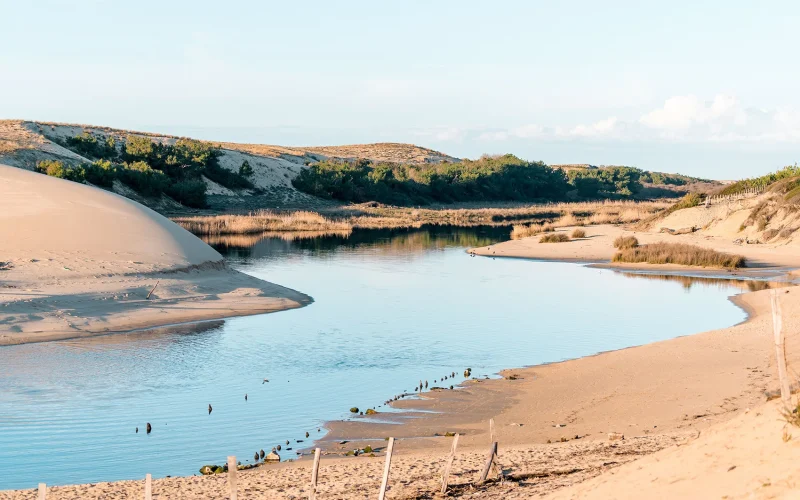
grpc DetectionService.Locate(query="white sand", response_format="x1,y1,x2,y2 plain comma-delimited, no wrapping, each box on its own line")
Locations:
0,165,310,345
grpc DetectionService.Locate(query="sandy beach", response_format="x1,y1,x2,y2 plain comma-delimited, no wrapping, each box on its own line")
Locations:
0,165,310,346
3,263,797,498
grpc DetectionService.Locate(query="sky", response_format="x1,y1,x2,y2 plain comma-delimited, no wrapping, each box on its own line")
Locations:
2,0,800,179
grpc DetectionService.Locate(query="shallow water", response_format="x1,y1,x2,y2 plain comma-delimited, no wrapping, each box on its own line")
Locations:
0,226,750,490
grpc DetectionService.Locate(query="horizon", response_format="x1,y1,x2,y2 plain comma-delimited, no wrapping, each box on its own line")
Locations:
3,1,800,179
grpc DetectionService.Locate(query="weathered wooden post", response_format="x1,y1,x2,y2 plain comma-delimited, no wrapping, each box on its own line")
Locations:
37,483,46,500
144,474,152,500
489,418,495,444
477,442,498,483
309,448,321,500
378,438,395,500
228,456,238,500
771,290,792,406
440,433,460,494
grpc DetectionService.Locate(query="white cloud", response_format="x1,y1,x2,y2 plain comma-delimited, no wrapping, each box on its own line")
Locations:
426,95,800,145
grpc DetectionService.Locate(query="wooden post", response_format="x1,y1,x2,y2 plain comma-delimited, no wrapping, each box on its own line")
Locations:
489,418,495,443
440,433,460,494
144,474,152,500
477,442,498,483
37,483,46,500
771,290,792,406
228,456,238,500
146,280,160,300
378,437,395,500
309,448,321,500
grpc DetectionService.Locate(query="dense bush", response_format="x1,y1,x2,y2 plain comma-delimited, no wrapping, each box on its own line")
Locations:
35,160,85,182
65,132,117,160
613,235,639,249
293,155,570,205
567,166,643,198
51,133,258,208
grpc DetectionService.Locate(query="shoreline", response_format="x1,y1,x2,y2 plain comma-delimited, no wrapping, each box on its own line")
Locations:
3,243,798,498
0,263,312,347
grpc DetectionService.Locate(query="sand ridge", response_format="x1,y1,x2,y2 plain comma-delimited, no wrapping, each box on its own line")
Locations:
0,165,311,345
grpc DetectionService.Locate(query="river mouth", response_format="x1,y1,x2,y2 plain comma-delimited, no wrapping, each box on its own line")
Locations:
0,225,762,490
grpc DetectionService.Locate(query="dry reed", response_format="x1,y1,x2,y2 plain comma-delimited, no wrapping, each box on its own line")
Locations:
174,210,352,235
539,233,570,243
612,243,746,269
613,235,639,249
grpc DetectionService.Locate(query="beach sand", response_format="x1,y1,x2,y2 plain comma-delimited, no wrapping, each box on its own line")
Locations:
0,165,310,345
4,277,797,498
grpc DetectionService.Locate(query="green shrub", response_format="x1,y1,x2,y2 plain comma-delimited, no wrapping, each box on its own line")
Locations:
35,160,85,183
539,233,570,243
240,160,254,177
83,160,116,188
167,179,207,208
613,235,639,249
66,132,117,159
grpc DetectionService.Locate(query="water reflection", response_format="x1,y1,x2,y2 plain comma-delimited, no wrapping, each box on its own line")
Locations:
618,271,796,292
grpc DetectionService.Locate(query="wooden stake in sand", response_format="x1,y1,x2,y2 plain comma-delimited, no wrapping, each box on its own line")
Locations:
477,442,498,484
440,433,460,494
378,437,395,500
144,474,152,500
309,448,321,500
489,418,495,444
228,456,238,500
146,280,160,300
771,290,792,406
37,483,46,500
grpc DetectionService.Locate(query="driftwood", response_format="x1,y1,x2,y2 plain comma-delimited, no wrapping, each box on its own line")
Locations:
477,442,498,483
146,280,160,300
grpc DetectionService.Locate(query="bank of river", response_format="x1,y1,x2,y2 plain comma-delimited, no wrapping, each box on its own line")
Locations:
0,226,750,490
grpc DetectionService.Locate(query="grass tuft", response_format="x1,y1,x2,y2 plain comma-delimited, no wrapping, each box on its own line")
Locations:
539,233,570,243
612,243,746,269
613,235,639,249
571,228,586,238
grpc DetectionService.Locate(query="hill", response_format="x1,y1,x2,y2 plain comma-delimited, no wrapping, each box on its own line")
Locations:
0,120,718,212
0,164,310,345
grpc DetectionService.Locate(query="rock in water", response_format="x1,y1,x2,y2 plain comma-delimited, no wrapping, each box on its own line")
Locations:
265,450,280,462
146,423,151,434
260,449,265,459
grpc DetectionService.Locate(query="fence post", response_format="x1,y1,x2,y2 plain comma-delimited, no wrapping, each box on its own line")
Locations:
228,456,238,500
378,438,395,500
477,442,498,483
309,448,321,500
489,418,495,444
144,474,152,500
440,433,460,494
771,290,792,406
38,483,46,500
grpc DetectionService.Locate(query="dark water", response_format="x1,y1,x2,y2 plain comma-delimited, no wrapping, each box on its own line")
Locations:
0,226,749,490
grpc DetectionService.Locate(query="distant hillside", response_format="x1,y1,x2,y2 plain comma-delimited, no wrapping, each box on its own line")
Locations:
0,119,719,212
0,120,456,212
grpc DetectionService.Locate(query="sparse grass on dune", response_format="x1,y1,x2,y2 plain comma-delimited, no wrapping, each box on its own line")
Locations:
571,228,586,238
174,210,352,235
539,233,570,243
613,243,746,269
613,235,639,249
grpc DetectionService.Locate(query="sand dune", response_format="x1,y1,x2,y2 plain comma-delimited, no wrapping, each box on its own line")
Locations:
0,165,310,345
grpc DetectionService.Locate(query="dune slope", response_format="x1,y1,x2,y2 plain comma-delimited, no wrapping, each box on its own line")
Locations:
0,165,310,345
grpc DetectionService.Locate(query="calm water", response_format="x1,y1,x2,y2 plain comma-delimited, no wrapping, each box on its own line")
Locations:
0,226,750,490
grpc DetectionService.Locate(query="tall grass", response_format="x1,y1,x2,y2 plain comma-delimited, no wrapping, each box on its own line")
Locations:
539,233,570,243
174,210,351,235
613,235,639,249
612,243,746,269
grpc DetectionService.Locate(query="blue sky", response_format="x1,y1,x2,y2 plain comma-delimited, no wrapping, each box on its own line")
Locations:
2,1,799,179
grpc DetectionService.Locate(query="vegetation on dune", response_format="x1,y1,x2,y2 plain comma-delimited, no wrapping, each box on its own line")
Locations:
613,243,745,269
719,165,800,196
571,228,586,238
39,133,255,208
293,155,570,205
539,233,570,243
613,235,639,249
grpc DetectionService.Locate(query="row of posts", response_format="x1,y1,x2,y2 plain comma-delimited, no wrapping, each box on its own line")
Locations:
704,187,763,208
34,419,502,499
